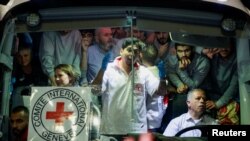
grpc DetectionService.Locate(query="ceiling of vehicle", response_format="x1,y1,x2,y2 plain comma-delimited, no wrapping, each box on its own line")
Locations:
1,0,250,41
241,0,250,8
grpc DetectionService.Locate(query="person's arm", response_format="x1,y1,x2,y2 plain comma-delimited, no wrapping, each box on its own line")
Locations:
71,30,82,78
80,45,88,73
144,67,167,96
178,55,210,89
39,32,56,86
167,56,187,93
49,76,57,86
91,69,105,85
195,46,220,59
91,51,112,85
216,68,239,108
80,38,88,86
167,56,184,86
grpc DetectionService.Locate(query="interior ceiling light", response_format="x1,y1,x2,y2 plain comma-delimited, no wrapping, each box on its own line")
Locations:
26,13,41,30
220,16,237,36
221,17,236,32
217,0,227,2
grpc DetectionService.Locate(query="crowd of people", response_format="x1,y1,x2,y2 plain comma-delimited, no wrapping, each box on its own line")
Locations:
9,27,240,141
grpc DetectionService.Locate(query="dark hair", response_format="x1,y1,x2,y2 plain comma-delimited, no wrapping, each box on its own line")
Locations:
175,42,194,49
122,37,145,50
11,106,29,117
80,29,95,36
18,44,32,53
142,44,158,63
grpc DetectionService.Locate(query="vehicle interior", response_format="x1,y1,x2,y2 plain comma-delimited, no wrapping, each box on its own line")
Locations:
1,0,250,141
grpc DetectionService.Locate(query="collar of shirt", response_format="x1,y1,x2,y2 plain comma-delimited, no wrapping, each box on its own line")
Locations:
185,112,202,124
114,56,140,70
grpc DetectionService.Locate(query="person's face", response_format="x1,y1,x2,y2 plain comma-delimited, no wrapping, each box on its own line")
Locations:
97,28,113,51
55,69,72,86
10,111,29,135
17,49,31,67
187,91,206,114
120,45,141,66
132,28,141,39
139,31,145,41
219,47,232,58
113,27,127,39
155,32,169,45
81,32,93,47
176,45,192,60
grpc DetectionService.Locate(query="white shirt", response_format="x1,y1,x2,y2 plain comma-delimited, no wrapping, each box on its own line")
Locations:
163,112,216,137
146,66,167,129
100,57,160,134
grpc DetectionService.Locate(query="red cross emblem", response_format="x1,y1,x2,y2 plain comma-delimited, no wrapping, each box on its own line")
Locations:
46,102,73,124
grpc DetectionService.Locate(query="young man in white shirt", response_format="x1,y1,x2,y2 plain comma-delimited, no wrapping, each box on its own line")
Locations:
93,38,168,140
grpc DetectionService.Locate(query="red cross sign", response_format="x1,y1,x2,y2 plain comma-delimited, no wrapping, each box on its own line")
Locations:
46,102,73,124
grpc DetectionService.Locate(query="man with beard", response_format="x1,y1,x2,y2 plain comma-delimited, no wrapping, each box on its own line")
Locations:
166,43,210,120
93,38,168,141
10,106,29,141
163,89,216,137
87,27,117,83
154,32,174,62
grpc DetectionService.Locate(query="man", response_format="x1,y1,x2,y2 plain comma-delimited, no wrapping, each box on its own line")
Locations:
13,44,48,88
167,42,210,118
154,32,173,61
163,89,216,137
87,27,117,83
206,43,239,125
94,38,167,141
10,106,29,141
140,44,167,132
79,29,94,86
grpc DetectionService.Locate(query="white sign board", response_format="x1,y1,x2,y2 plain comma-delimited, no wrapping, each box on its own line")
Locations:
28,87,92,141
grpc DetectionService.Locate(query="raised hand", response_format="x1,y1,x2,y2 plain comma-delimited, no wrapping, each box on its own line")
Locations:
101,51,112,71
157,60,166,79
178,58,191,70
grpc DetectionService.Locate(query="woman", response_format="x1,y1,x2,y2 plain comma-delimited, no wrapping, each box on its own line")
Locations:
54,64,79,86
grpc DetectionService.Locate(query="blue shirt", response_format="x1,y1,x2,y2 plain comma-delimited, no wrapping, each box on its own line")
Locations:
87,43,119,82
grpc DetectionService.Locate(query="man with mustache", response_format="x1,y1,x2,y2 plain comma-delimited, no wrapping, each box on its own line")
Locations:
154,32,173,61
163,89,216,137
10,106,29,141
87,27,117,83
166,43,210,120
